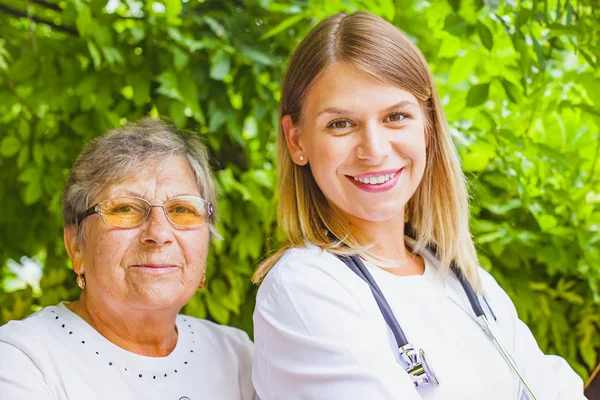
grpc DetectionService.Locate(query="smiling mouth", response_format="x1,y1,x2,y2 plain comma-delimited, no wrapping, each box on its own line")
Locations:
352,172,397,185
349,168,403,185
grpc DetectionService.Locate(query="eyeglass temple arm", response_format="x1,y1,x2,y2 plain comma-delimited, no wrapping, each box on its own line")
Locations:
76,205,98,225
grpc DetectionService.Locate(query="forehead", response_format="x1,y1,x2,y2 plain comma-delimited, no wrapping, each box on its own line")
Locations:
100,155,200,200
303,61,419,116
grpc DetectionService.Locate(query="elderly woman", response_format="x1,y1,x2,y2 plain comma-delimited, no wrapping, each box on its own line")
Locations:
0,119,256,399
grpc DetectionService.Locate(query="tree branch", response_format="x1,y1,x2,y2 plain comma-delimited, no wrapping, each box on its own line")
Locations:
0,4,77,36
30,0,61,12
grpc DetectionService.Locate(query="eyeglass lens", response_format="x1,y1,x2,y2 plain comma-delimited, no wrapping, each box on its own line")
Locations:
100,197,209,227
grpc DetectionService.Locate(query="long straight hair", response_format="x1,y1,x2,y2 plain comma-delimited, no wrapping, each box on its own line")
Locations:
253,12,480,290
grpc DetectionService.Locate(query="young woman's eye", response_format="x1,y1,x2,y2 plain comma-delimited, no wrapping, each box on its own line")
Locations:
327,119,352,129
385,112,410,123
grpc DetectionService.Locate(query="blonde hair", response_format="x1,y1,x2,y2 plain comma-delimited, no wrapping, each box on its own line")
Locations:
253,12,480,290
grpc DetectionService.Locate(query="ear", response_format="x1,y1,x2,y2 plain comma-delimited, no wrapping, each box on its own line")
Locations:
282,115,308,166
64,226,84,274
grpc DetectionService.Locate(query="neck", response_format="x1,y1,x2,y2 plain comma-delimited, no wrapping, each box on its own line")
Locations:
346,212,424,276
66,292,179,357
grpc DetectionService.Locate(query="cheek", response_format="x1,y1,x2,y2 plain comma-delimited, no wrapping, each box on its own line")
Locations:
84,231,135,277
179,231,210,273
307,136,353,176
401,126,427,167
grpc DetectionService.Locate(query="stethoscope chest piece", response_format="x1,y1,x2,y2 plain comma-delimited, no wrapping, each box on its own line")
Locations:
399,344,439,387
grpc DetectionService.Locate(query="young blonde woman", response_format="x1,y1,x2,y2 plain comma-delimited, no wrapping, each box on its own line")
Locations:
252,11,586,400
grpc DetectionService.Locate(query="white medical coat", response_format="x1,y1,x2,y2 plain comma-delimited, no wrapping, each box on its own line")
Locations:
253,244,586,400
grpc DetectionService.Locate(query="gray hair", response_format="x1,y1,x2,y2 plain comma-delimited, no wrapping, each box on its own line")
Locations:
62,118,218,241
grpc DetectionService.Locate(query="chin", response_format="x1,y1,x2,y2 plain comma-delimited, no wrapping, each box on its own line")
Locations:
130,297,183,312
128,286,188,311
346,205,404,224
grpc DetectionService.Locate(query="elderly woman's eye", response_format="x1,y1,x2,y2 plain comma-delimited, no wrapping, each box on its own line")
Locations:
104,200,144,215
168,203,199,215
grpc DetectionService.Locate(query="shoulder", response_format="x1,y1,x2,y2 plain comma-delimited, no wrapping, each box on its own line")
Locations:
259,244,363,297
476,267,519,327
255,245,374,327
0,305,60,346
0,305,66,381
178,315,253,354
478,267,514,306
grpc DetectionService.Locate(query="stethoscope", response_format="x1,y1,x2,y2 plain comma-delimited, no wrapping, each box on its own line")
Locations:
336,229,538,399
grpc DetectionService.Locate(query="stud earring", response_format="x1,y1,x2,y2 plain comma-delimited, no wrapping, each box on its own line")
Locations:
299,155,304,162
76,273,86,290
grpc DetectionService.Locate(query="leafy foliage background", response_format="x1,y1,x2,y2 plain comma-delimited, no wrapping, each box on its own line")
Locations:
0,0,598,380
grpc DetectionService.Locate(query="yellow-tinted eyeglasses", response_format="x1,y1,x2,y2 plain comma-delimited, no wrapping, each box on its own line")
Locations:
77,196,212,228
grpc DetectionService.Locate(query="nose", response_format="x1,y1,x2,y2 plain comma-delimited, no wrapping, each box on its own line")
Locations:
355,122,389,164
139,206,175,246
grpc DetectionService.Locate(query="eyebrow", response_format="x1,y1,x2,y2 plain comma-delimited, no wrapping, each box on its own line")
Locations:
316,100,418,117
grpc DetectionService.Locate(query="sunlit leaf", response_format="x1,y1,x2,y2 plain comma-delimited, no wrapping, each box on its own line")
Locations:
260,13,306,40
444,13,467,36
466,83,490,107
0,136,20,157
476,21,493,51
210,51,231,81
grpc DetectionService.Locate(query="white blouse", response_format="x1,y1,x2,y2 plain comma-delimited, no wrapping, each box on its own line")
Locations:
0,303,256,400
253,244,586,400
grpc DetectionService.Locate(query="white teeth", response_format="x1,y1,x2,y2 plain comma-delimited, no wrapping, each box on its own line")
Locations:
353,172,397,185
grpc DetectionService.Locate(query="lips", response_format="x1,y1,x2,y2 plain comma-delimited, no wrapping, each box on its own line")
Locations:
346,168,403,193
133,264,178,269
130,264,180,274
353,172,396,185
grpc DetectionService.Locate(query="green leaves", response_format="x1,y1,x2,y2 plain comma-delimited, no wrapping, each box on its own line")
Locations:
462,150,491,172
0,136,21,158
210,50,231,81
7,54,38,82
466,83,490,107
476,21,493,51
500,79,521,104
436,0,600,380
260,13,306,40
444,13,467,36
164,0,183,25
76,4,94,38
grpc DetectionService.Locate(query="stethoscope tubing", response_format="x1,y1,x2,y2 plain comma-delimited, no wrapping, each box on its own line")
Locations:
339,255,410,346
339,253,537,400
478,314,537,400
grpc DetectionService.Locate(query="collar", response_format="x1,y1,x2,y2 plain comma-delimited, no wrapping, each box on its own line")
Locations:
406,238,488,323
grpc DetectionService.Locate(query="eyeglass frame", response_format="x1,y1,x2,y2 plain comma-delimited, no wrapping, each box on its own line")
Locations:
76,196,213,229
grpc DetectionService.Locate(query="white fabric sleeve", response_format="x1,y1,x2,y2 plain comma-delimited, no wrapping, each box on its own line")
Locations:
252,251,421,400
231,328,259,400
0,341,55,400
481,270,587,400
